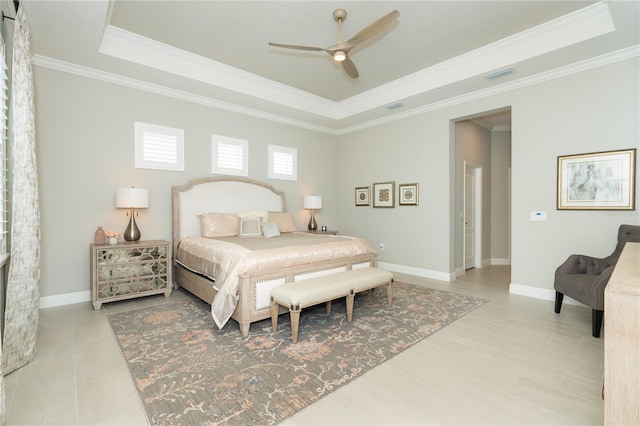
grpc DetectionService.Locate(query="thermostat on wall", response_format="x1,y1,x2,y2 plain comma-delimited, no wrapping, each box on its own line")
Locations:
530,211,547,221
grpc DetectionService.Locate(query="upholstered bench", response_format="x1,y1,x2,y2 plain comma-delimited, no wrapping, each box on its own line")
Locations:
270,267,394,343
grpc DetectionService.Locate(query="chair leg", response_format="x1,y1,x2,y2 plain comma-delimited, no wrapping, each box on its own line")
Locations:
592,309,604,338
554,291,564,313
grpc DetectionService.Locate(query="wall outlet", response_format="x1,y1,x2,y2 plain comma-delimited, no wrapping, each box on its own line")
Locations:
379,243,385,251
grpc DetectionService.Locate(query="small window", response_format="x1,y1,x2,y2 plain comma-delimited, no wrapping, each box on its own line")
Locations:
135,122,184,171
268,144,297,181
212,135,248,176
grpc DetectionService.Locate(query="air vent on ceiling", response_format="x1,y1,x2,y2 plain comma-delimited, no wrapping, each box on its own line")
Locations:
386,102,405,110
485,68,515,80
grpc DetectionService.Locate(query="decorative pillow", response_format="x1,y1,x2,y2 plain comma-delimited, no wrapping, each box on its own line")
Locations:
238,209,269,222
239,217,263,238
268,212,298,233
261,221,281,239
198,213,239,237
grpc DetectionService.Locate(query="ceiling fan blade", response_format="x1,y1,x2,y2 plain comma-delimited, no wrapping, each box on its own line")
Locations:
344,9,399,48
268,42,327,52
341,56,359,79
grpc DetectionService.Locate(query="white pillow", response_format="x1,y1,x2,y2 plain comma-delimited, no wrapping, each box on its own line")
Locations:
262,221,280,238
239,217,263,238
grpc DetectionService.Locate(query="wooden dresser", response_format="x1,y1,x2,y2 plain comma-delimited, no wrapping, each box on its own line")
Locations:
604,242,640,425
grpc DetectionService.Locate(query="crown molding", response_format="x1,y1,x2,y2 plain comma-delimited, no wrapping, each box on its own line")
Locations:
99,25,339,119
336,45,639,135
33,44,638,136
31,55,339,135
97,2,615,123
337,2,615,118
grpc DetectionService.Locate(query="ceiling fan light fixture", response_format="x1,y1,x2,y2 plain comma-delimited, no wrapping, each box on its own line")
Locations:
333,51,347,62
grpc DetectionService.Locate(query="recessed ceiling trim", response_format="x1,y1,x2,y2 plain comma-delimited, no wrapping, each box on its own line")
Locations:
99,3,615,123
99,25,339,119
337,2,615,118
31,55,339,135
337,45,639,135
33,45,638,137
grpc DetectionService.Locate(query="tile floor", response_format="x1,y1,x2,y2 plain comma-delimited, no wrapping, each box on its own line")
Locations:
4,266,604,425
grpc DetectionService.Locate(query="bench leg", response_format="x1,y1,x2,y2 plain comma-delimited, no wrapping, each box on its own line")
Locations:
290,307,301,343
387,281,393,306
326,300,332,314
346,291,354,322
270,300,279,332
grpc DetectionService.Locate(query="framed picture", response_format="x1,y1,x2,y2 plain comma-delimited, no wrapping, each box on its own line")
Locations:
557,148,636,210
373,181,395,208
399,183,419,206
355,186,370,206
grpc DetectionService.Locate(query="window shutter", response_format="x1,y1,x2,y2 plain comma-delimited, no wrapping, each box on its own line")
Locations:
217,142,244,171
212,135,248,176
268,145,297,181
141,131,178,164
134,122,184,171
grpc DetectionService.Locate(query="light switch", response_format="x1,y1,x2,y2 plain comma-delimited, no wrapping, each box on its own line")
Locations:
531,211,547,221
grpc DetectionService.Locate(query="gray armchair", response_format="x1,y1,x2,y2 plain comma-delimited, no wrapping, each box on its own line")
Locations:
554,224,640,338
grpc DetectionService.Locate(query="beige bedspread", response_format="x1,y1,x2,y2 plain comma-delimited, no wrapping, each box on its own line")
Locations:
176,232,376,328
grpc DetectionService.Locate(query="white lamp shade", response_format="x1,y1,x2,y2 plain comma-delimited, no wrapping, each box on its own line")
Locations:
303,195,322,210
116,187,149,208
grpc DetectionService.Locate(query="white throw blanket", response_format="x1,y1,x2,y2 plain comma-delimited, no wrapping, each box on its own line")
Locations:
176,233,376,328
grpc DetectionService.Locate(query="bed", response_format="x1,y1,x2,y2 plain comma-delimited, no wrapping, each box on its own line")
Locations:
172,176,378,336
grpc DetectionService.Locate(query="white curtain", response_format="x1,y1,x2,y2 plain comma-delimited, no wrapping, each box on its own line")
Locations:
0,28,5,426
2,6,40,376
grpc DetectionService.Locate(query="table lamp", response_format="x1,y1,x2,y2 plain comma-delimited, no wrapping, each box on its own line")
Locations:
116,187,149,241
303,195,322,231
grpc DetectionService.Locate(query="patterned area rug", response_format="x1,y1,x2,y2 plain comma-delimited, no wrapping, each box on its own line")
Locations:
107,282,486,425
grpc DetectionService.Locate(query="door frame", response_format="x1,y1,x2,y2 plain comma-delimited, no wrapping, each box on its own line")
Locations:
464,161,483,270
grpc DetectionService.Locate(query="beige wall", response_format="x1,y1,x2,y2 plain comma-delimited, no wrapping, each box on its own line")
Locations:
491,130,511,261
33,56,639,302
34,67,338,300
337,57,639,296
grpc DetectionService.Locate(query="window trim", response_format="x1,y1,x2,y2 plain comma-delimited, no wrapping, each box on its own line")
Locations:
211,135,248,176
134,122,184,171
268,144,297,181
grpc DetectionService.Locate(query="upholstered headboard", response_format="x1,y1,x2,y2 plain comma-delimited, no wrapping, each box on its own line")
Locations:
172,177,286,254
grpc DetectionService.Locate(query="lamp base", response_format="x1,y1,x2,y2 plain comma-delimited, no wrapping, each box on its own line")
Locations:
307,210,318,231
124,208,141,241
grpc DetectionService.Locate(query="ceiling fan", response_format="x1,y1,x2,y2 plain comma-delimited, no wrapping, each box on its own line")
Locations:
268,9,399,79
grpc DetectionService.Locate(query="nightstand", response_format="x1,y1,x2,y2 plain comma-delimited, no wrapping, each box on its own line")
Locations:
90,240,172,309
303,230,338,235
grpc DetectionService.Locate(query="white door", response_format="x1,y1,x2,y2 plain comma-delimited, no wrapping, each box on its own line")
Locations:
465,173,476,269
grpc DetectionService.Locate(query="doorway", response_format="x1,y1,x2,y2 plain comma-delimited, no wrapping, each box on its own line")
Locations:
454,108,511,277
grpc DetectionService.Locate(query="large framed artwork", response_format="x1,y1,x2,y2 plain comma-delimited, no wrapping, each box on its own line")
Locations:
557,148,636,210
399,183,419,206
373,181,394,208
355,186,370,206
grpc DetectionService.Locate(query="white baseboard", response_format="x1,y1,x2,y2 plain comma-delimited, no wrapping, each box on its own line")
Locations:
39,290,90,309
379,262,454,282
491,258,511,265
509,283,584,306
